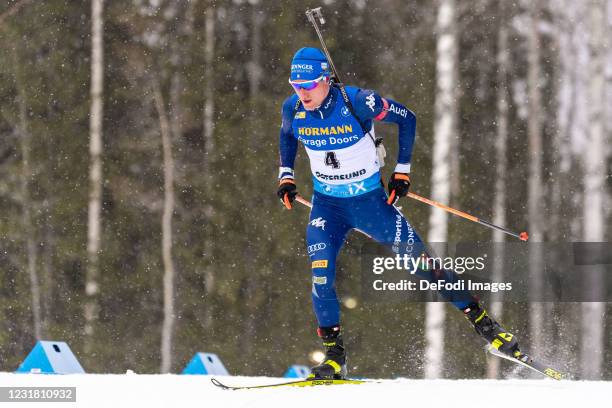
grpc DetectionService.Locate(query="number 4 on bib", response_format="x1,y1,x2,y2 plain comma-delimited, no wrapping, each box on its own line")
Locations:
325,152,340,169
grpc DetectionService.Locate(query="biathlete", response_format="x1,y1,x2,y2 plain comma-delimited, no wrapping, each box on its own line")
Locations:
277,47,520,379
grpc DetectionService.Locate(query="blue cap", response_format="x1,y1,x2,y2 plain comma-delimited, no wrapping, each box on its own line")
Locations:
290,47,329,81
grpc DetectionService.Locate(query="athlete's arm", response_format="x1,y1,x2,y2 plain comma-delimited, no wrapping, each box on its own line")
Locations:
352,89,417,174
279,96,298,180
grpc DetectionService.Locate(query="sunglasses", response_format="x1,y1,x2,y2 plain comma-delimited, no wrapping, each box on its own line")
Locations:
288,75,327,91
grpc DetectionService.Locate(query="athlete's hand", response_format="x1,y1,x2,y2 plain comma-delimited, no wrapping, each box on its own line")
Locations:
277,179,298,209
387,173,411,205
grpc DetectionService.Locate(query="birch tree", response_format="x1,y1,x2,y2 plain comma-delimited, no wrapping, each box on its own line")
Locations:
154,79,177,374
157,0,192,374
580,0,607,380
526,0,545,364
85,0,104,347
247,0,263,99
203,5,215,175
425,0,458,379
545,0,576,370
487,0,510,379
12,46,42,340
551,0,578,238
201,3,216,331
236,0,265,358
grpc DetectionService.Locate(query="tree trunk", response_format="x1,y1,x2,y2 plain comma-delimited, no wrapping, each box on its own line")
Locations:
526,0,545,368
153,79,177,374
203,5,216,172
425,0,458,379
550,0,582,371
487,1,510,379
247,0,263,99
85,0,104,348
41,220,54,336
201,5,216,331
12,47,42,340
551,0,578,239
580,0,607,380
239,0,265,360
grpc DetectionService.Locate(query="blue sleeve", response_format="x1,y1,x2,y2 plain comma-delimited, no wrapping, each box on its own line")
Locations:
278,96,298,179
352,88,417,171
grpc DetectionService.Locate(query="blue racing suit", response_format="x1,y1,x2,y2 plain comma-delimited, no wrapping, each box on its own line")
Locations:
279,85,473,327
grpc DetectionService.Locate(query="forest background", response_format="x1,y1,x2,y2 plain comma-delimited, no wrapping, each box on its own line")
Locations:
0,0,610,380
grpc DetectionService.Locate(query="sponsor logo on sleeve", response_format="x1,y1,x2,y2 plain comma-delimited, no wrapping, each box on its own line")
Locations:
389,103,409,118
365,93,376,112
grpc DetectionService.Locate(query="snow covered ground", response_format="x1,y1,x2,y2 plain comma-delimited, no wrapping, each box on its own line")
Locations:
0,373,609,408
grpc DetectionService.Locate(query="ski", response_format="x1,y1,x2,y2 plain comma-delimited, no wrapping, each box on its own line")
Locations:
211,377,368,390
487,346,569,380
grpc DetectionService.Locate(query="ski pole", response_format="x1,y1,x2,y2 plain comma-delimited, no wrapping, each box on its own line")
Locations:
305,7,341,83
406,192,529,241
305,7,382,154
305,7,356,110
296,194,528,241
295,195,313,209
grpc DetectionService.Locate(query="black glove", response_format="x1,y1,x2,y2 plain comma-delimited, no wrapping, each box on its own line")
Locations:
387,172,410,205
277,179,297,209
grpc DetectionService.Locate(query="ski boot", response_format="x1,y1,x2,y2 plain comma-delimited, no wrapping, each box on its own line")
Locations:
308,325,347,380
463,302,521,358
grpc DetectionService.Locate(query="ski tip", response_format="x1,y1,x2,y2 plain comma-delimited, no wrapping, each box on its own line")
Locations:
519,231,529,241
210,378,230,390
487,347,570,381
